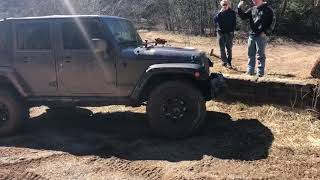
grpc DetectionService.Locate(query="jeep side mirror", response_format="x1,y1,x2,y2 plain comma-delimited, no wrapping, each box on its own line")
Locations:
92,38,107,53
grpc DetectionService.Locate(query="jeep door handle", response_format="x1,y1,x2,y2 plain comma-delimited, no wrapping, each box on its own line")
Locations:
23,57,31,63
64,56,72,63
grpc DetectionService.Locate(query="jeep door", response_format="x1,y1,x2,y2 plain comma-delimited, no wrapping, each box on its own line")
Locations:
13,20,57,95
55,18,116,95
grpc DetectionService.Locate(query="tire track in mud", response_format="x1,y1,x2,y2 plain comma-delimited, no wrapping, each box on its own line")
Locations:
0,153,66,168
103,157,164,180
0,169,47,180
0,153,66,180
1,148,165,180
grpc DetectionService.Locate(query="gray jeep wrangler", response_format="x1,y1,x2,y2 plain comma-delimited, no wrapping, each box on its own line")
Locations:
0,15,225,138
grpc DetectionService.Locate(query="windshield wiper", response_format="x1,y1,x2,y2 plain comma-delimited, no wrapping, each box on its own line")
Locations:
119,41,138,44
118,40,139,46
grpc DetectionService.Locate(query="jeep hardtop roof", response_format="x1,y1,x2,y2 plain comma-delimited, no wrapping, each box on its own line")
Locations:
1,15,128,21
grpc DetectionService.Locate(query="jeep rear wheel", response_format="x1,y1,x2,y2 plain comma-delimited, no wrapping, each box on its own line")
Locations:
147,81,206,138
0,90,26,136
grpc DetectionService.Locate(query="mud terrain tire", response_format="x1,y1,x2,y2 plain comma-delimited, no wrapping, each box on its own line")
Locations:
0,90,26,136
147,81,206,138
311,57,320,78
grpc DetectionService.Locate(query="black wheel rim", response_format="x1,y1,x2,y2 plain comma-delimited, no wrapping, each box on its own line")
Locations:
0,103,9,127
162,97,190,123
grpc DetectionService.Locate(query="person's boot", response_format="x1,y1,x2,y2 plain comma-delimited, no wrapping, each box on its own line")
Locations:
246,71,254,76
227,63,233,69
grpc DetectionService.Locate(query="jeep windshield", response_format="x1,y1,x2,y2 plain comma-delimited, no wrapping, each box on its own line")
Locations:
103,18,143,48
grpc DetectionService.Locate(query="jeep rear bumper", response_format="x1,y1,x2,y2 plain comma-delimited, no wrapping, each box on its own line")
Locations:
209,73,226,99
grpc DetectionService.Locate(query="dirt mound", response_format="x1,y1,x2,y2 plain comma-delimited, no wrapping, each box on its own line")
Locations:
220,73,319,110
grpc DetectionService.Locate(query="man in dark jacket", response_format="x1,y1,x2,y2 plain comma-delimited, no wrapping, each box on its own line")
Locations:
238,0,274,77
214,0,237,68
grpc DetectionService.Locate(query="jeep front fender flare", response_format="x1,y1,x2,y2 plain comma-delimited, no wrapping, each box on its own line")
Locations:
131,63,207,100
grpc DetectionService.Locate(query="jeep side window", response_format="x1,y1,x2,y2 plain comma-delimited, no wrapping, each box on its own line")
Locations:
16,22,51,50
62,20,105,50
103,18,142,47
0,21,10,53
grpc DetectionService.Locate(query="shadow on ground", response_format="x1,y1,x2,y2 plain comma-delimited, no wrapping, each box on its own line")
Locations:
0,108,274,162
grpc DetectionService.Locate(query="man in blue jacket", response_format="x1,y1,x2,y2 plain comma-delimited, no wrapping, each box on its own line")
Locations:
238,0,274,77
214,0,237,68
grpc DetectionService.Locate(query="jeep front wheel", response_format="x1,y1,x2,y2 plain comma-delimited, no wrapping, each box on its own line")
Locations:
0,90,26,136
146,81,206,138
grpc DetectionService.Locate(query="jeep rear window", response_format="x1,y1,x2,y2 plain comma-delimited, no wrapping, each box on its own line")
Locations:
16,22,51,50
0,21,10,52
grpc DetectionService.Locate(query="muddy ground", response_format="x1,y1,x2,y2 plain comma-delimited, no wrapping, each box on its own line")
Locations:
0,101,319,179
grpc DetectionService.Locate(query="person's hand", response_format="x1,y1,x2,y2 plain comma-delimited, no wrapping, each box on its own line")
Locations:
238,0,244,8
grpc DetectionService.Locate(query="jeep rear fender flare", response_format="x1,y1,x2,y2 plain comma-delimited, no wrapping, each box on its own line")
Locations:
131,63,206,100
0,67,29,97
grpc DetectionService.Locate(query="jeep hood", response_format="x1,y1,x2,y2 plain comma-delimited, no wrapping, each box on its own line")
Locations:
120,46,204,61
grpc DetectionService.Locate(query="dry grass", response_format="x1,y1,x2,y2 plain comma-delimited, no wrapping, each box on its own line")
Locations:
206,102,320,153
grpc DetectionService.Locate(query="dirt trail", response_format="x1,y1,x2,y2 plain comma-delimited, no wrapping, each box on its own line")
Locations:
0,102,319,179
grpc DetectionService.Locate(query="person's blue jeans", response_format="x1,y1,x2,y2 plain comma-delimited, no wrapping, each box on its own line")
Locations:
247,35,267,76
218,31,234,65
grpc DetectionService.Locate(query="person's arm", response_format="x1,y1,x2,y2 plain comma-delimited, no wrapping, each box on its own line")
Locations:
214,14,218,25
213,13,219,30
237,1,251,20
238,7,252,20
232,11,237,31
261,8,275,35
